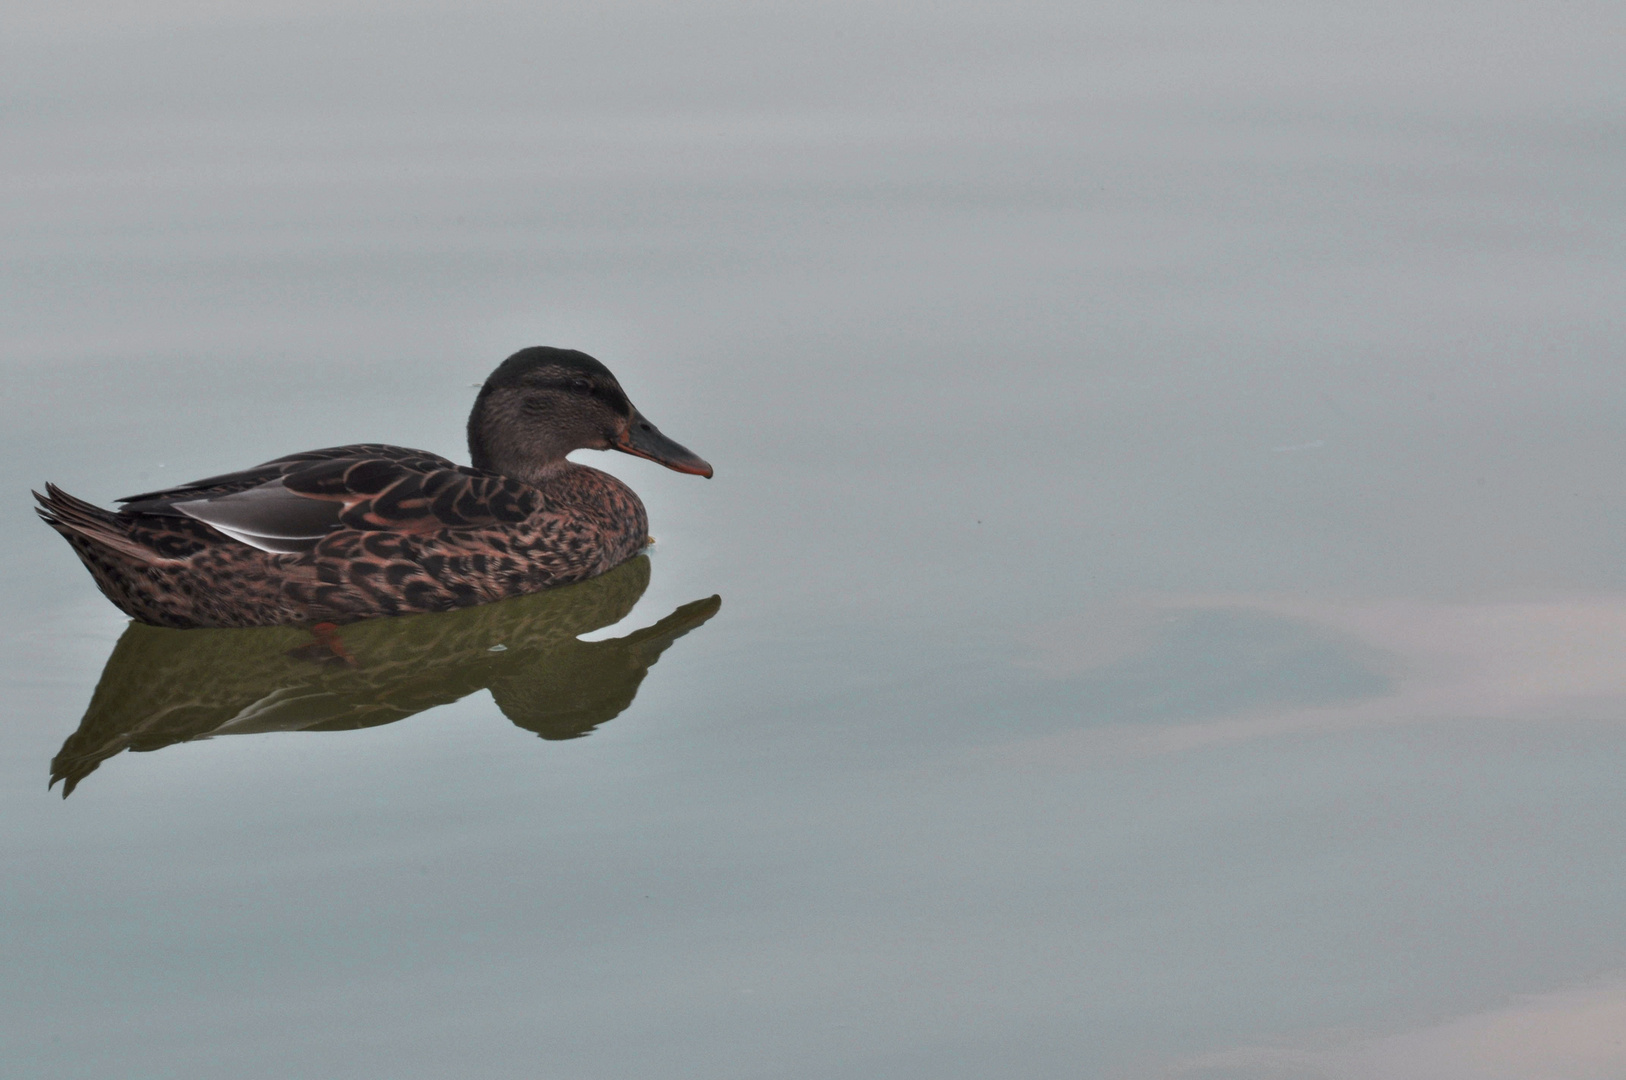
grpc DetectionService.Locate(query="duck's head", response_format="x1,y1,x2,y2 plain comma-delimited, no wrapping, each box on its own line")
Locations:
467,347,713,485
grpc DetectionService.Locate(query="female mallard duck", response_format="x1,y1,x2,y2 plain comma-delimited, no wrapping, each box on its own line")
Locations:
35,347,712,629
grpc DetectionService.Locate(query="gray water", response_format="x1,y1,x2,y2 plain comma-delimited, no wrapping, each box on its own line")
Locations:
5,3,1626,1077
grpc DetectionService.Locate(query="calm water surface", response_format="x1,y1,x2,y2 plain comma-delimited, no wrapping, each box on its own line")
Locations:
4,3,1626,1077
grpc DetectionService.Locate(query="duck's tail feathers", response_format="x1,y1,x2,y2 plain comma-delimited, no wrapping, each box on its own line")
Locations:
35,484,156,564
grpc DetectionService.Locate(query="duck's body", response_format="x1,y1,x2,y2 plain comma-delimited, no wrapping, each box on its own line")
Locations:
38,446,650,628
36,348,711,629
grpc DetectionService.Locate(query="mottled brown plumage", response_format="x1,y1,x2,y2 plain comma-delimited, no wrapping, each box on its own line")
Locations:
36,347,712,628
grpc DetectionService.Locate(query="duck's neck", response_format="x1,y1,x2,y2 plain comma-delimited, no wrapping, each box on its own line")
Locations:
467,392,577,487
508,457,582,488
470,440,577,488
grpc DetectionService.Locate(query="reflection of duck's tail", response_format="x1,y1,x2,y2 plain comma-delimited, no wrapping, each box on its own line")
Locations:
491,595,722,740
51,741,115,799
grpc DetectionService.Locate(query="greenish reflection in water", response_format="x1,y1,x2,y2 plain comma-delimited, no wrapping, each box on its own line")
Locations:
51,556,719,797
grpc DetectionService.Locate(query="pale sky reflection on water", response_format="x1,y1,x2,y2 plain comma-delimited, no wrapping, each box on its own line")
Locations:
3,1,1626,1077
1163,976,1626,1080
1015,594,1626,759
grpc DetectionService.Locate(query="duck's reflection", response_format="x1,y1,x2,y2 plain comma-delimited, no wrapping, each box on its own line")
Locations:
52,556,719,797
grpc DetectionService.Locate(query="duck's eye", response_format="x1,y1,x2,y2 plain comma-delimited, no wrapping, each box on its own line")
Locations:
571,379,593,394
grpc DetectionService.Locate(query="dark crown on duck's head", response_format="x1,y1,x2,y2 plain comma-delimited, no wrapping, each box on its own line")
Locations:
467,347,713,485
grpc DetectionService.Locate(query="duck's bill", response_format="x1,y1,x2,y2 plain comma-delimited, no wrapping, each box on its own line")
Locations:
614,412,714,478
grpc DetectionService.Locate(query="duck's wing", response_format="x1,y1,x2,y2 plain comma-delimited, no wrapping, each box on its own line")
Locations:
117,448,538,555
116,444,458,507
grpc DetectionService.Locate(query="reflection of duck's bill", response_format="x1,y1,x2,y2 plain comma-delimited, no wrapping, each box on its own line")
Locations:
629,594,723,648
613,411,713,478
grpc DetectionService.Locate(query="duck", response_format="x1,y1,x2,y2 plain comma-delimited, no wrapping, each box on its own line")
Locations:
35,346,712,629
